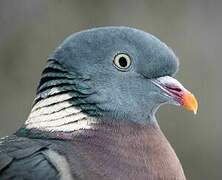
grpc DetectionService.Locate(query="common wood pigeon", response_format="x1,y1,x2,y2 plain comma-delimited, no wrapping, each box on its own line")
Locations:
0,27,198,180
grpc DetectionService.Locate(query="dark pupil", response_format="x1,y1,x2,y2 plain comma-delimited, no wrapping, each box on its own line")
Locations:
119,57,128,67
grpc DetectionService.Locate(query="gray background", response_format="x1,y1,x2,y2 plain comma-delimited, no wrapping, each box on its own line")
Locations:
0,0,221,179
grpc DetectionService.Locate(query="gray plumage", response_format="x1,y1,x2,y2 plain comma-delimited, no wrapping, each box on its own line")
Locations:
0,27,189,180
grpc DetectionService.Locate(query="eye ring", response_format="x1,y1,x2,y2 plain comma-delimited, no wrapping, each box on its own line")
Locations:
113,53,132,71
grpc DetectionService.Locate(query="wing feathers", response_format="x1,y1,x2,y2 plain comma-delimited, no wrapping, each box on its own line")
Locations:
0,135,64,180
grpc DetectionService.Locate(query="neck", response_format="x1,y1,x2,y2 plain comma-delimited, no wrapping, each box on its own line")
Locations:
24,94,97,133
22,94,158,138
21,59,100,136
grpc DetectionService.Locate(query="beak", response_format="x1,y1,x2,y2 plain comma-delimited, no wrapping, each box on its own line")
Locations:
151,76,198,114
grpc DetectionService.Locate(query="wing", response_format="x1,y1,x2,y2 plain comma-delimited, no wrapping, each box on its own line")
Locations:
0,135,61,180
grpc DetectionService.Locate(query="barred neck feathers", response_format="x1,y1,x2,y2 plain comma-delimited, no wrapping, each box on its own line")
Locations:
24,60,100,133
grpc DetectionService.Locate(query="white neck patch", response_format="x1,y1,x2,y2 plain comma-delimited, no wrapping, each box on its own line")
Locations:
25,89,94,133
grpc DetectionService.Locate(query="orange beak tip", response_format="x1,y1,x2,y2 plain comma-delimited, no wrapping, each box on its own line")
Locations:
182,91,198,115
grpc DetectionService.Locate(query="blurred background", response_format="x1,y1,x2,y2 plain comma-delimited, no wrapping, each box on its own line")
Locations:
0,0,221,179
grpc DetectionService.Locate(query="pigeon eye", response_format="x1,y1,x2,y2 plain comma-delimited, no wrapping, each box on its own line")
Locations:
113,53,132,71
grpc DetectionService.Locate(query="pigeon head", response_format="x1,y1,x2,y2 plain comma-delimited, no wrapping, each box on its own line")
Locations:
49,27,197,123
25,27,198,132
